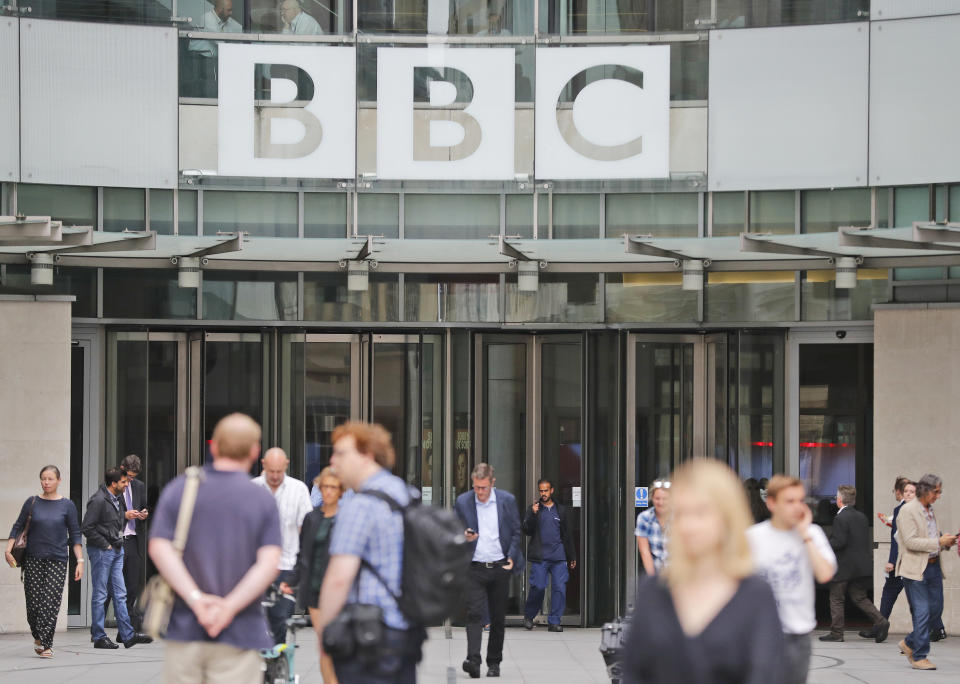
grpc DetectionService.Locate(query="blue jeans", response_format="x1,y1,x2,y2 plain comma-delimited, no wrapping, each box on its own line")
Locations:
524,560,569,625
88,545,134,643
903,561,944,661
267,570,297,645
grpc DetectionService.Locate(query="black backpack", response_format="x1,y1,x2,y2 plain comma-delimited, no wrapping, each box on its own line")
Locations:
358,489,472,626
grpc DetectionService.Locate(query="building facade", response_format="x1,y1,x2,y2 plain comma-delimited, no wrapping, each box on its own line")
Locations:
1,1,959,632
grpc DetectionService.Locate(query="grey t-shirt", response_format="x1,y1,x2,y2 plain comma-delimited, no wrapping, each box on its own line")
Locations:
150,465,281,650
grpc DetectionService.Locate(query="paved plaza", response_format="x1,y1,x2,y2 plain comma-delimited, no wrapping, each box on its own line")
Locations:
1,627,959,683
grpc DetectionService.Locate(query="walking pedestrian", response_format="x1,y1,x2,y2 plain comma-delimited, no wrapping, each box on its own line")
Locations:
312,421,427,683
279,466,344,684
5,465,84,658
635,479,670,575
252,447,313,645
895,473,957,671
455,463,523,679
522,478,576,633
748,476,837,684
149,413,282,684
861,477,915,639
81,467,152,650
622,460,785,684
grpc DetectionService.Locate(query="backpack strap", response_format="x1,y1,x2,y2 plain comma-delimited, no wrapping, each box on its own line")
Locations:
351,488,414,609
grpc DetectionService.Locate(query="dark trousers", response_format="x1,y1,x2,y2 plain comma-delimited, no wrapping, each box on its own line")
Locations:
783,633,812,684
465,563,510,666
879,572,906,619
904,561,944,661
828,577,884,634
524,560,568,625
267,570,297,645
332,626,424,684
122,536,142,630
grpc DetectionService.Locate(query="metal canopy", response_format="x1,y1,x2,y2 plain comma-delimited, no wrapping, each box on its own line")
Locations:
913,221,960,243
624,235,686,262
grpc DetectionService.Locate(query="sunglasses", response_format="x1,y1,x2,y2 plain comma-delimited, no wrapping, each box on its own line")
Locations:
653,480,671,489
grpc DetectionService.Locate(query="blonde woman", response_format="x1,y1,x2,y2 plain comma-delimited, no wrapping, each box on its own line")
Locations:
280,467,343,683
623,460,785,684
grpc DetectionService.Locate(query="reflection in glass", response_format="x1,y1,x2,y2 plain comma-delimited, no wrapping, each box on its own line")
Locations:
204,337,265,464
802,188,870,234
358,194,400,239
606,273,699,323
750,190,794,234
304,273,399,321
894,186,929,226
506,273,601,323
404,194,499,239
304,342,353,483
405,275,500,322
27,0,173,24
103,188,145,232
359,0,532,34
149,190,176,235
103,269,197,319
0,265,97,318
16,184,96,226
204,190,298,238
711,191,745,237
605,193,698,238
202,271,298,320
372,342,420,486
706,271,795,322
801,269,887,321
305,193,348,238
730,334,783,481
451,331,473,499
422,335,444,507
552,194,599,239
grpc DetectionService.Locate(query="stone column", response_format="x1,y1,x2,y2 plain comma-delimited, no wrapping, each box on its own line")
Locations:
874,305,960,634
0,296,73,635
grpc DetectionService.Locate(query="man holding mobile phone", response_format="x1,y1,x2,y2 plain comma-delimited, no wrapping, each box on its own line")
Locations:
118,455,149,632
522,478,575,633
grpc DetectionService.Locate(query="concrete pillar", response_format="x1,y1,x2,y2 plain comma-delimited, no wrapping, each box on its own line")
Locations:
0,296,73,635
874,306,960,634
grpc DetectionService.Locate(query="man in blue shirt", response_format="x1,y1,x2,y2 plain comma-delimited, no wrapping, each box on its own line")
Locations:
522,478,575,632
313,422,425,683
454,463,523,679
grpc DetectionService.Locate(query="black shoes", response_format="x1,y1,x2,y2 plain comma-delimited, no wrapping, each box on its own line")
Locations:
548,624,563,632
522,618,534,630
875,619,890,644
930,628,947,642
858,629,876,639
462,659,481,679
819,632,844,642
487,664,500,677
123,633,154,649
93,637,119,649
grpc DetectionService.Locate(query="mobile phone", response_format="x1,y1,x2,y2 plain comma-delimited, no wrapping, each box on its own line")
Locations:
466,528,476,535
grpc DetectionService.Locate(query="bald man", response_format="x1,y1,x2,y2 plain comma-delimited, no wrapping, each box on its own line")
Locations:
252,447,313,644
149,413,281,684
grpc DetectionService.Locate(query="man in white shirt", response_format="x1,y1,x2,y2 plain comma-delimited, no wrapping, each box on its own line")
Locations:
189,0,242,58
748,475,837,684
280,0,324,34
252,447,313,645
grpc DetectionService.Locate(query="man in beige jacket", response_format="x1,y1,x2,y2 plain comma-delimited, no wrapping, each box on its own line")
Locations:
895,473,957,671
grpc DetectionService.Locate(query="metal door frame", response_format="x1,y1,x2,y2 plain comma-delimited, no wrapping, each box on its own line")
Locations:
148,332,190,474
304,333,363,422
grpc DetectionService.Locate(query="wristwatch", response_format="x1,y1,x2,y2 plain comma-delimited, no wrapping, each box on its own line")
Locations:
187,589,202,605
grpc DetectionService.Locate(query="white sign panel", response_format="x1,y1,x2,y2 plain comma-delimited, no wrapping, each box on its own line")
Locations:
376,47,515,180
536,46,670,180
218,44,356,178
572,486,582,508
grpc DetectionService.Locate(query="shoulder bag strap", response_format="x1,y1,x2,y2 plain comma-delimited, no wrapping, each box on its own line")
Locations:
22,496,37,534
171,467,204,556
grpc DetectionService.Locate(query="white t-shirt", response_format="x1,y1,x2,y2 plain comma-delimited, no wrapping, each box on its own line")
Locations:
747,520,836,635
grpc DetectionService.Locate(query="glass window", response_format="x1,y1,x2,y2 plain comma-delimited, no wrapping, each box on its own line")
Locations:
303,272,399,321
505,272,602,323
802,188,870,234
103,269,197,319
951,185,960,222
0,264,97,318
605,193,698,238
358,194,399,238
894,185,929,226
711,191,745,237
359,0,532,34
605,272,698,322
28,0,173,23
730,333,784,482
801,269,887,321
505,195,535,239
553,194,599,239
404,194,499,239
180,189,199,235
404,274,500,322
203,190,298,237
202,271,298,320
749,190,794,235
876,187,891,228
17,184,96,226
103,188,145,232
304,193,347,238
705,271,795,322
148,189,199,236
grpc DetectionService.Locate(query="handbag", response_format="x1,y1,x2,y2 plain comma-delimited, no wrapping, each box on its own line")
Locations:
322,603,385,661
141,467,204,640
11,497,37,567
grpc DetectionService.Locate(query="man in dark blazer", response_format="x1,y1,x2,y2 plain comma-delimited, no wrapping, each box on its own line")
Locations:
454,463,523,679
522,478,576,632
821,484,889,643
117,455,149,630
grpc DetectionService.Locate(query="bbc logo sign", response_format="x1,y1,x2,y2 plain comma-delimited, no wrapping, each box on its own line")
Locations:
218,44,669,181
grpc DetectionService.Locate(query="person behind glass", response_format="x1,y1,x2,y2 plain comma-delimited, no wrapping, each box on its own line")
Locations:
189,0,242,58
312,422,427,683
252,447,314,646
5,466,84,659
896,473,957,671
455,463,523,679
280,0,324,34
861,477,915,640
748,476,837,684
110,454,149,633
522,478,575,633
81,467,153,650
635,479,670,575
623,460,786,684
745,477,771,523
475,10,512,36
820,484,889,643
279,466,343,684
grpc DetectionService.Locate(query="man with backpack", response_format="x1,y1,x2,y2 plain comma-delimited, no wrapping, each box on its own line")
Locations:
454,463,523,679
313,421,427,683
